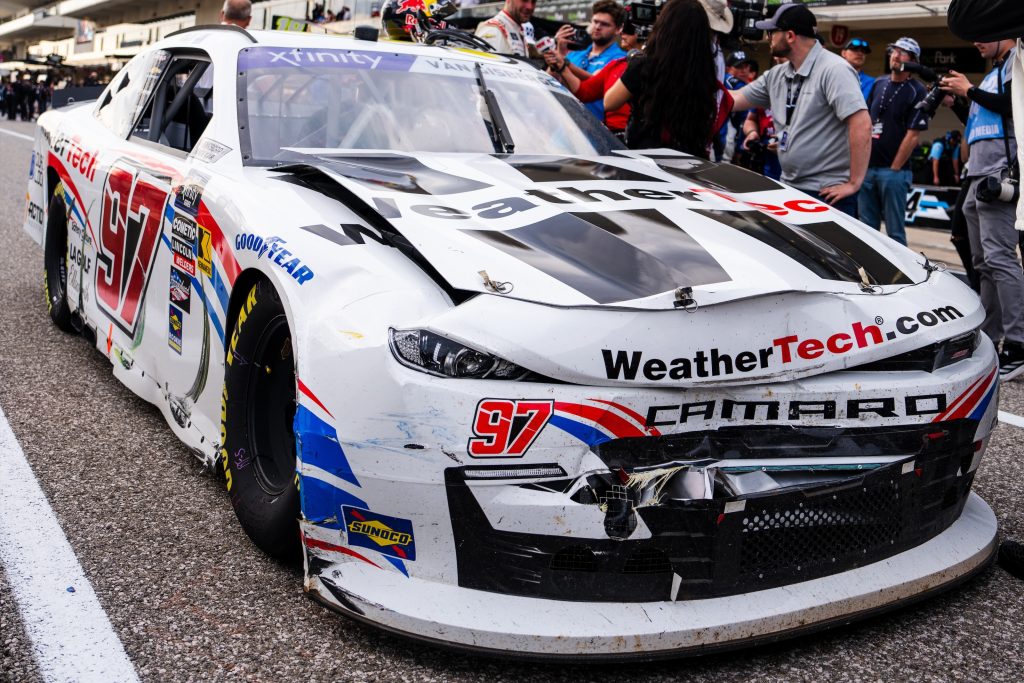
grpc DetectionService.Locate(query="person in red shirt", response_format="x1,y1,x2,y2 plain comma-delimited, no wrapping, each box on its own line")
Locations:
547,50,632,135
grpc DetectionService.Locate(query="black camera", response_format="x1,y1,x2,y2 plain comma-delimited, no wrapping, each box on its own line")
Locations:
728,0,768,42
977,169,1021,204
624,1,662,40
899,62,947,116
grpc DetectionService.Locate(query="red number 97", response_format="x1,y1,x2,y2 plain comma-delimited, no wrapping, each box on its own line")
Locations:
468,399,553,458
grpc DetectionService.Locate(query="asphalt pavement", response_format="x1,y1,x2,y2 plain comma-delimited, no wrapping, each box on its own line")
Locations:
1,118,1023,682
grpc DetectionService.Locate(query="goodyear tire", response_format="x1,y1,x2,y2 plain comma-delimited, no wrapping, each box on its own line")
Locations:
43,185,76,333
221,280,301,561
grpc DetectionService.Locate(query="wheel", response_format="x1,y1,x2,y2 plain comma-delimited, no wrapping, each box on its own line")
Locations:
43,185,76,333
221,279,301,561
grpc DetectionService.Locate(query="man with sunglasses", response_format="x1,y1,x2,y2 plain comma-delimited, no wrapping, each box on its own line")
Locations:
841,38,875,101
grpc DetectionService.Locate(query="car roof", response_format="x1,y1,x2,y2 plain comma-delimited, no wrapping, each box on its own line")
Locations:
158,26,515,67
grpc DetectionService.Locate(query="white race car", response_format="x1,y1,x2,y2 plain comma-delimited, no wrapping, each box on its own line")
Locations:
24,26,998,659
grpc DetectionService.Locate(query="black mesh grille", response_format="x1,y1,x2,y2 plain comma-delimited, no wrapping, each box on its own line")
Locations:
446,420,980,603
623,547,673,574
739,480,902,580
550,546,598,572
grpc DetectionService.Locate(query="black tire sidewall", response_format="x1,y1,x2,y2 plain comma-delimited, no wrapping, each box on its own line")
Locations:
43,188,75,332
221,280,301,561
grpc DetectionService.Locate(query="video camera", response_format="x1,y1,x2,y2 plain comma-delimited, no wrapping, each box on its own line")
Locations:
624,1,662,41
901,62,947,116
728,0,768,42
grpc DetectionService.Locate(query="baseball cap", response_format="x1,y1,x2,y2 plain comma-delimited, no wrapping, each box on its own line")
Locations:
843,38,871,53
754,2,817,38
727,51,759,71
889,37,921,59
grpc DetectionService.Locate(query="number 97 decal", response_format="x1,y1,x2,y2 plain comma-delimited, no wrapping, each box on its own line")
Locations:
468,399,554,458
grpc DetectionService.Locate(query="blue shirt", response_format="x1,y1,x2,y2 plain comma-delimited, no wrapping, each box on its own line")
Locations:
858,71,875,101
567,42,627,120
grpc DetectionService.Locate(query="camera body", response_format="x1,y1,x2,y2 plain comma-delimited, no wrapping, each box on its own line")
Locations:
729,0,768,42
624,1,662,41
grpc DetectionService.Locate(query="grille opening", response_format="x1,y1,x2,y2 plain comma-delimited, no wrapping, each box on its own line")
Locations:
550,546,598,572
623,547,672,574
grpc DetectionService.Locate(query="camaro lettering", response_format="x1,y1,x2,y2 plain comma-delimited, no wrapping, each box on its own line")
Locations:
646,394,947,427
603,307,964,381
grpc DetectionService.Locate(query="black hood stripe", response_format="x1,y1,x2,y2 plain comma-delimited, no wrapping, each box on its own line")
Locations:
466,209,730,304
649,155,784,194
276,153,490,195
694,209,911,285
504,156,665,184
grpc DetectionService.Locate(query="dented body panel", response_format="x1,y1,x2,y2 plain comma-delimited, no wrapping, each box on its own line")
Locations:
24,29,999,658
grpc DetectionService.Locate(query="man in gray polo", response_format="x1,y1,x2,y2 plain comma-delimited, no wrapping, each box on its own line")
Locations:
731,3,870,216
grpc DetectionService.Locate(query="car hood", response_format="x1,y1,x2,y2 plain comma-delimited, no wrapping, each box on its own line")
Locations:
273,150,931,310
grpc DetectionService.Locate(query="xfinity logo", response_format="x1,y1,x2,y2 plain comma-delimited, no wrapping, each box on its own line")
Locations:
603,306,964,381
267,49,383,69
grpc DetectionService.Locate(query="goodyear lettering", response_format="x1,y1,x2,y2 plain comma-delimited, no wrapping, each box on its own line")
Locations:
220,384,232,490
235,234,315,285
604,306,965,381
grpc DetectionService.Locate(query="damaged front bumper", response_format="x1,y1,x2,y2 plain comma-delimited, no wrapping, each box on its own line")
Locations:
306,492,996,660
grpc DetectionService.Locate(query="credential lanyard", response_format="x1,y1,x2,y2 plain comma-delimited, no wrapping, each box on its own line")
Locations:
783,75,805,127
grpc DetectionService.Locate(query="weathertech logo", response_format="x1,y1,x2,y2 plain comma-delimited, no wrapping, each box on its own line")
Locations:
603,306,965,381
341,506,416,561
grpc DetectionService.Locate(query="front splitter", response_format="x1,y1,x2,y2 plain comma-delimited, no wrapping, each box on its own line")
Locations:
307,492,997,661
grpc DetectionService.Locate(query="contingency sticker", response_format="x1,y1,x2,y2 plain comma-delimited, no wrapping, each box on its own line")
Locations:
169,267,191,313
342,506,416,561
168,304,183,353
197,226,213,277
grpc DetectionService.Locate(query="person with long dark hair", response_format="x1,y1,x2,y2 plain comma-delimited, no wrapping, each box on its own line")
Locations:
603,0,730,158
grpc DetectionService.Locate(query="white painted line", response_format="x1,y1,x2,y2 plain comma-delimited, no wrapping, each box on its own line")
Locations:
0,405,139,683
998,410,1024,429
0,127,34,142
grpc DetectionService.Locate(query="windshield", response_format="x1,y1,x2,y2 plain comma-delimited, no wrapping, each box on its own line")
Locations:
237,47,623,162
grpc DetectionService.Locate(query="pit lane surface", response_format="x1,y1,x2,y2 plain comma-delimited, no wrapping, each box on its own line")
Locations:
1,119,1023,682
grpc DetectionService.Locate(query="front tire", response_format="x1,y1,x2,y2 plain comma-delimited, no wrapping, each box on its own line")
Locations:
221,280,301,561
43,186,76,333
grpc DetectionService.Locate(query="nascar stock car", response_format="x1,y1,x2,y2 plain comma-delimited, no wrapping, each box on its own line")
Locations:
23,24,999,660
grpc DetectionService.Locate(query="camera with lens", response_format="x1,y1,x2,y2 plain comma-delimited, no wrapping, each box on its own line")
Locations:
977,163,1020,204
624,1,662,40
899,62,947,116
728,0,768,42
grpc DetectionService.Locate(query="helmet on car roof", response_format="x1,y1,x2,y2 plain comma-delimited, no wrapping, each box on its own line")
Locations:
380,0,456,41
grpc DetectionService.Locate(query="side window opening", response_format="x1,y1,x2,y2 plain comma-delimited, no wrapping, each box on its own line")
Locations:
94,50,169,138
132,56,213,153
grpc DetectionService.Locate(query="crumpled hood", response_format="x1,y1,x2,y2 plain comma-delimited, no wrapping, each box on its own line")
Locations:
273,150,931,310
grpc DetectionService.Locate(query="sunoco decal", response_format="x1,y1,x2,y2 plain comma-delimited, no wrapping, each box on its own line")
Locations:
603,306,965,381
168,304,183,354
342,506,416,561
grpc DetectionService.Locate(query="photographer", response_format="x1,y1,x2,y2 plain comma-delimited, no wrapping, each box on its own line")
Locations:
857,37,931,246
553,1,627,122
546,45,634,137
603,0,731,158
940,39,1024,381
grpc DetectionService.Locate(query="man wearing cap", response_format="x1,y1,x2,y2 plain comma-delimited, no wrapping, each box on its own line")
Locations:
841,38,875,101
731,3,869,216
724,51,758,162
858,37,931,246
